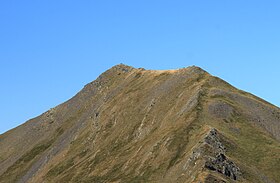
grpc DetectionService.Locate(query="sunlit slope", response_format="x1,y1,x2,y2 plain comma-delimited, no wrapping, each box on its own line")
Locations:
0,64,279,183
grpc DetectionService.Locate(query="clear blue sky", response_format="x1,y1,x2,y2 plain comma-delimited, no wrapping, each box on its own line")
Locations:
0,1,279,134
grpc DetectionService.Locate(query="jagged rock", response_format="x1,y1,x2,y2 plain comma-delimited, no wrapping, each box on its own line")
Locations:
202,129,241,181
186,128,242,181
205,154,241,180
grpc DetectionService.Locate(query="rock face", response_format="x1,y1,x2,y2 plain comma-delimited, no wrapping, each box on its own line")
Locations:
183,128,242,182
0,64,280,183
203,129,241,181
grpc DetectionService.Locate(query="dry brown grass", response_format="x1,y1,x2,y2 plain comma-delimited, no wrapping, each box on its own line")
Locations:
0,64,279,183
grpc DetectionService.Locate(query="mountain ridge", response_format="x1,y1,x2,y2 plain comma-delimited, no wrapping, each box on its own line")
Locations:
0,64,279,183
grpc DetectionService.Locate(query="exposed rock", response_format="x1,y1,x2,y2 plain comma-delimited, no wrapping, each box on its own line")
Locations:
186,128,242,181
208,101,235,119
203,129,241,181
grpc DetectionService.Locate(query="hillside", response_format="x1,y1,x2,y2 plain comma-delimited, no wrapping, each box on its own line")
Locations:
0,64,279,183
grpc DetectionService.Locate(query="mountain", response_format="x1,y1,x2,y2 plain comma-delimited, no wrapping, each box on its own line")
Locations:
0,64,279,183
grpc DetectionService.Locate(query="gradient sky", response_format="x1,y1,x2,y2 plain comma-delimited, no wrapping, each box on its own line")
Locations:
0,1,279,134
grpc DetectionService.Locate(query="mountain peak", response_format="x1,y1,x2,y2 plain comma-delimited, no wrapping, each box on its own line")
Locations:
112,63,136,71
0,64,279,183
105,64,208,78
187,65,207,72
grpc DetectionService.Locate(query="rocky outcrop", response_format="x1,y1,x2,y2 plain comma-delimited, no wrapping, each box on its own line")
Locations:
204,129,241,180
186,128,242,181
205,154,240,180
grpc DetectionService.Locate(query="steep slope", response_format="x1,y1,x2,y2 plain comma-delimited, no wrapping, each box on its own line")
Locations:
0,64,279,183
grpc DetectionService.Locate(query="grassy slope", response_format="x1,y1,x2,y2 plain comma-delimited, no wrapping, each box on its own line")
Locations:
0,65,279,183
200,76,280,183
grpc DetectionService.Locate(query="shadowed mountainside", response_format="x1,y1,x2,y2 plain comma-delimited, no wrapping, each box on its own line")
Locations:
0,64,279,183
